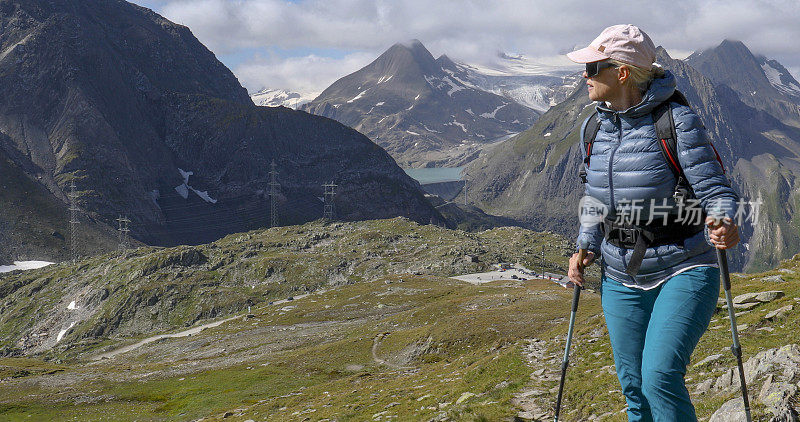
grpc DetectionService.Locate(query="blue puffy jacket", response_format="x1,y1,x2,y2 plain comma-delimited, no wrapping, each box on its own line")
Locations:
576,70,739,288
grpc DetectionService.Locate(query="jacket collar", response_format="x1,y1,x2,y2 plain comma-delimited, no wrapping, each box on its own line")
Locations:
595,70,677,118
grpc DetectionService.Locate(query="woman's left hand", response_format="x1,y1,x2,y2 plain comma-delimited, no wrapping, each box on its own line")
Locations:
705,216,739,249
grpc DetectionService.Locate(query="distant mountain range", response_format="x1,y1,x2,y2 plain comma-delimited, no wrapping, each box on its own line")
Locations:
465,40,800,272
250,88,315,109
300,40,542,168
0,0,442,263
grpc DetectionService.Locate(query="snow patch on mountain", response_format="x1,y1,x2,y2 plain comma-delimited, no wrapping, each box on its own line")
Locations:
762,62,800,96
0,261,54,273
175,169,217,204
480,104,508,119
347,89,369,103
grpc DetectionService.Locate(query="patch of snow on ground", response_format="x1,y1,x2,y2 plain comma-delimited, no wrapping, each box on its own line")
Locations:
347,89,368,103
0,261,54,273
423,75,439,89
544,132,551,137
762,62,800,96
175,169,216,203
451,119,467,133
406,130,420,135
67,301,78,310
375,102,385,106
480,103,508,119
441,76,465,96
423,124,442,133
57,321,76,343
414,94,421,101
191,188,217,204
442,68,478,89
174,183,189,199
406,104,414,111
465,109,474,116
178,168,193,184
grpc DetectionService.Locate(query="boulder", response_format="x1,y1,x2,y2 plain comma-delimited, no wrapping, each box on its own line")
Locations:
765,305,794,321
733,292,761,305
709,398,747,422
733,291,784,305
762,275,788,283
756,291,786,302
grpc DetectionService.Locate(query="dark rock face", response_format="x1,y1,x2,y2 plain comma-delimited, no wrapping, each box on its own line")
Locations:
302,40,539,167
466,46,800,272
0,0,441,257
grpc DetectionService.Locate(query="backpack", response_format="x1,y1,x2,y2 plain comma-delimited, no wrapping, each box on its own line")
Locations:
578,90,725,205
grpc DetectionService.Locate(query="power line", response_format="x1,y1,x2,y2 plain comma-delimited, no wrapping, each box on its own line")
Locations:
322,181,337,220
117,215,131,251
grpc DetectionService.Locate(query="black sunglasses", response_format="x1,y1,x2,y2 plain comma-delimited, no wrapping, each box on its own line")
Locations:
585,61,617,77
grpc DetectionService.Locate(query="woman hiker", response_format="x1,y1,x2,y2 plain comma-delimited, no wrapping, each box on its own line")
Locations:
566,24,740,421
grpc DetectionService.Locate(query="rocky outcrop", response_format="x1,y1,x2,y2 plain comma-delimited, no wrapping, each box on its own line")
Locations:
710,344,800,421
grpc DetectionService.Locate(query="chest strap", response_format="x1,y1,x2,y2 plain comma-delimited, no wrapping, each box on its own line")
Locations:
603,217,704,277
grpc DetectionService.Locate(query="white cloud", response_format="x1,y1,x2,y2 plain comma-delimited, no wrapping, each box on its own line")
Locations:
234,52,375,95
136,0,800,92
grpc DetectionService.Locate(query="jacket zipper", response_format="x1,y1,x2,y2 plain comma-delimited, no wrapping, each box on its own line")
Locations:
607,113,622,216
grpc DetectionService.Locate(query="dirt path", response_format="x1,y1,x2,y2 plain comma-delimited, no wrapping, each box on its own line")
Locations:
91,289,329,362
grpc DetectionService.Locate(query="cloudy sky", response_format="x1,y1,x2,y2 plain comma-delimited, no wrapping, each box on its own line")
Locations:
131,0,800,97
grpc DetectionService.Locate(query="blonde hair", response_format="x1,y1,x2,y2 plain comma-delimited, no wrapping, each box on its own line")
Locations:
607,59,665,93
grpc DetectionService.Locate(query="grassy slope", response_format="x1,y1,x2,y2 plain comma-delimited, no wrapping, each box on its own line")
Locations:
0,218,797,421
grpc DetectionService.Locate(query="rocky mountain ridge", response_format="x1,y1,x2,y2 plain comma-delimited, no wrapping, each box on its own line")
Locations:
686,39,800,128
301,40,540,167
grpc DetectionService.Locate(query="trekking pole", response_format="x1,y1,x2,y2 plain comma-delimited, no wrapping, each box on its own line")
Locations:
717,248,752,422
554,249,585,422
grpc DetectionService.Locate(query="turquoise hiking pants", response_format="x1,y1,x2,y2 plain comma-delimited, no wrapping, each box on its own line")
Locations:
601,266,720,422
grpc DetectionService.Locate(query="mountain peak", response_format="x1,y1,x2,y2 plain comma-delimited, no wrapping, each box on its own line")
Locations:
374,39,439,76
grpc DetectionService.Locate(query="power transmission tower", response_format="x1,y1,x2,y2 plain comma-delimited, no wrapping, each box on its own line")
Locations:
541,245,545,278
322,181,337,220
116,215,131,251
69,180,80,264
269,160,280,228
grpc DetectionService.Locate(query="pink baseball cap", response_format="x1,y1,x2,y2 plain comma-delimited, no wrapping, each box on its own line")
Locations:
567,24,656,69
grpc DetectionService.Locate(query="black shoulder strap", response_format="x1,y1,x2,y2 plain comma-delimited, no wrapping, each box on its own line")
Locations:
653,101,681,181
579,111,600,184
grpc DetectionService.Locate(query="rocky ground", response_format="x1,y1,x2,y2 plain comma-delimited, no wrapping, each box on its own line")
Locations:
0,218,797,421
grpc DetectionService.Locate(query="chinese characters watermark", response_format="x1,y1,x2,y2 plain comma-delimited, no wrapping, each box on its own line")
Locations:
578,195,763,227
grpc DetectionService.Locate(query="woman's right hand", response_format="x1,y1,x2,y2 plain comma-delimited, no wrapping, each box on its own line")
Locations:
568,251,596,287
